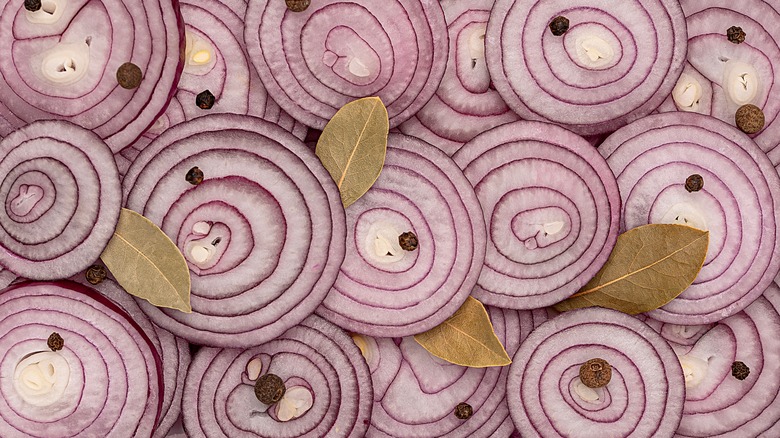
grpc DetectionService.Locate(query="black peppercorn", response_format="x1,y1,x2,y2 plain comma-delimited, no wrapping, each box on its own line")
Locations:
399,231,418,252
47,332,64,351
454,402,473,420
196,90,215,109
735,104,765,134
24,0,41,12
579,358,612,388
286,0,310,12
116,62,143,89
85,264,108,285
186,166,204,185
549,16,570,36
685,174,704,193
731,361,750,380
254,374,286,405
727,26,746,44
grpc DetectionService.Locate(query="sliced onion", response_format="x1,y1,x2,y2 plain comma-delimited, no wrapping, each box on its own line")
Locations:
77,275,190,438
0,120,121,280
645,281,780,437
600,112,780,324
0,281,162,437
486,0,687,135
452,121,620,309
397,0,520,156
655,0,780,163
183,315,372,437
0,0,184,152
366,307,547,437
244,0,448,129
316,134,485,337
507,307,685,437
123,114,346,347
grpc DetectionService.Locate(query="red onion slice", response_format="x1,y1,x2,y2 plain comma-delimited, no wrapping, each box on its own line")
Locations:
123,114,346,347
0,0,184,152
486,0,687,135
397,0,520,156
0,281,162,437
183,315,372,437
452,121,620,309
366,307,547,437
316,133,485,337
600,112,780,324
645,282,780,437
507,307,685,437
244,0,448,129
656,0,780,164
0,120,121,280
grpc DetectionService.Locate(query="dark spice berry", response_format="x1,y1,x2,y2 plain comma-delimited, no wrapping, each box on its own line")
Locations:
735,104,765,134
116,62,143,89
454,402,473,420
85,264,107,285
579,358,612,388
47,332,64,351
399,231,418,251
196,90,215,109
727,26,746,44
731,361,750,380
685,174,704,193
254,373,286,405
185,166,204,185
285,0,310,12
24,0,41,12
549,16,570,36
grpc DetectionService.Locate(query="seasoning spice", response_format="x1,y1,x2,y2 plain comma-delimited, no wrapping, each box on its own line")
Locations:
196,90,215,109
685,174,704,193
726,26,746,44
47,332,64,351
735,104,765,134
186,166,204,185
24,0,41,12
454,402,473,420
549,16,570,36
579,358,612,388
286,0,310,12
399,231,418,251
116,63,143,89
85,264,108,285
731,361,750,380
254,373,286,405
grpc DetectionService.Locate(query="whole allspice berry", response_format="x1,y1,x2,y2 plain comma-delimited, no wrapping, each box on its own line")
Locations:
24,0,41,12
454,402,473,420
735,104,765,134
685,174,704,193
196,90,216,109
254,373,286,405
85,264,108,285
285,0,310,12
579,358,612,388
116,62,143,89
549,16,570,36
726,26,746,44
731,361,750,380
398,231,418,252
47,332,64,351
186,166,204,185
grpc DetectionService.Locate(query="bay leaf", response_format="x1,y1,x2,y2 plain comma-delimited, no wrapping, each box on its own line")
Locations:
315,96,389,208
414,297,512,368
100,208,192,313
554,224,709,315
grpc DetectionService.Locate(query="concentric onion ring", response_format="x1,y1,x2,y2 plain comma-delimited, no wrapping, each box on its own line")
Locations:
397,0,520,156
452,121,620,309
644,282,780,437
316,133,485,337
123,114,346,347
183,315,373,437
656,0,780,164
366,307,547,437
0,281,162,437
486,0,687,135
0,0,184,152
244,0,448,129
507,307,685,437
600,112,780,324
0,120,121,280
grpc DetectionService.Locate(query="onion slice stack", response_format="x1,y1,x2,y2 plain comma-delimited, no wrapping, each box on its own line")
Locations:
0,0,183,152
183,315,373,437
316,134,485,337
643,282,780,437
365,308,547,437
655,0,780,165
244,0,448,129
486,0,687,135
507,307,685,437
123,114,346,347
398,0,520,156
452,121,620,309
0,281,162,437
0,121,121,280
600,112,780,324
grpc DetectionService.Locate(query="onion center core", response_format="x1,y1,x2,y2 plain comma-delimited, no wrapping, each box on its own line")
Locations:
26,0,64,24
576,35,614,66
184,31,215,73
679,354,708,388
365,222,406,263
276,386,314,421
660,203,708,231
10,184,44,216
673,74,703,112
723,61,759,105
40,42,90,85
13,351,70,406
184,222,227,268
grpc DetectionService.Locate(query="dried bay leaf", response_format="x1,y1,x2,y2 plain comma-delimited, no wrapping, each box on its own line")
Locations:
554,224,709,315
414,297,512,368
100,208,192,313
316,96,389,208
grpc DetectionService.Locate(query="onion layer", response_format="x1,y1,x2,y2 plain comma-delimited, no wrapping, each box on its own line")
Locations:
0,281,162,437
244,0,448,129
486,0,687,135
316,134,485,337
600,112,780,324
123,114,346,347
366,308,547,437
183,315,373,437
452,121,620,309
507,307,685,437
0,121,121,280
0,0,184,152
645,282,780,437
